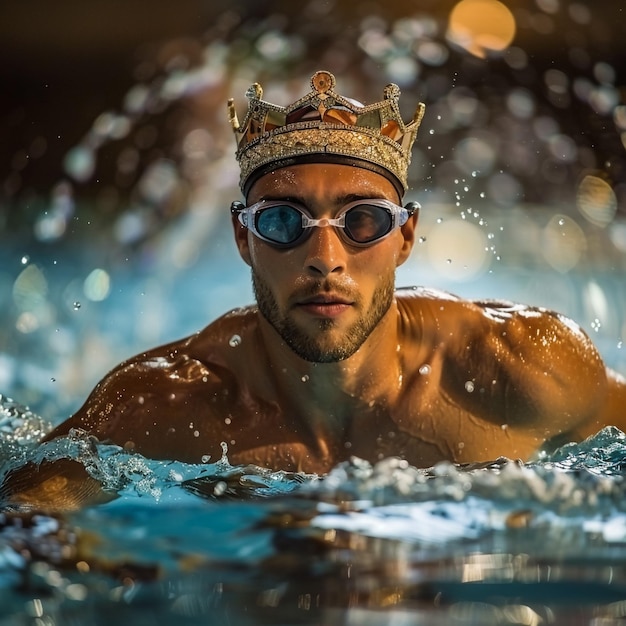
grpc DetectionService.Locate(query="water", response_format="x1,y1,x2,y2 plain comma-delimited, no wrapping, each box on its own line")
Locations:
2,397,626,625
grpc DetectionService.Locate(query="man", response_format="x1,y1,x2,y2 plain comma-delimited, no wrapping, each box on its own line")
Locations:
5,71,626,505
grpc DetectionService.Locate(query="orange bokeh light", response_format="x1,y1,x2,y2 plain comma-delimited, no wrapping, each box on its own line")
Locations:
447,0,517,58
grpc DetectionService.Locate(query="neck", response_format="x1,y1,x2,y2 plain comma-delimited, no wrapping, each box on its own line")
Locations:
255,301,403,430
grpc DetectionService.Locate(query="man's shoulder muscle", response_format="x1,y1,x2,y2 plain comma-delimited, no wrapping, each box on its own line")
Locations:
395,286,608,435
44,306,262,452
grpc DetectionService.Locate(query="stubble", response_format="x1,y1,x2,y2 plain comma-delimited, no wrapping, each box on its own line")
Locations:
252,269,395,363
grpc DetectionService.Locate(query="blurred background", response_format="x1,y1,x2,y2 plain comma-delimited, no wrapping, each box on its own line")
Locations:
1,0,625,420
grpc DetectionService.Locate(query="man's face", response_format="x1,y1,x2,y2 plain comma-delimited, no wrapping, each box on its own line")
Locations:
233,163,417,363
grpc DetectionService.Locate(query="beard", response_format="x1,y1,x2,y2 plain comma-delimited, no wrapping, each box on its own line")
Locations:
252,269,395,363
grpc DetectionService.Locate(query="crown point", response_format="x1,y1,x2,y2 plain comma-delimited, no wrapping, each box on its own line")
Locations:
311,71,336,94
383,84,401,100
246,83,263,101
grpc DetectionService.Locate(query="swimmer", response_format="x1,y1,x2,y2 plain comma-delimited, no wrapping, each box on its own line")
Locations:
3,71,626,507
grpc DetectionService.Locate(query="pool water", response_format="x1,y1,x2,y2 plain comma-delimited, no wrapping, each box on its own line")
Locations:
2,392,626,625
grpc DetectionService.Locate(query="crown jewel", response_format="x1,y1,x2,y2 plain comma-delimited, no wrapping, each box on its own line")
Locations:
228,71,425,197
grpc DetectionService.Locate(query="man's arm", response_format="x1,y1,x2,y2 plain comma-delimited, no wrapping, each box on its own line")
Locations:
0,457,116,512
2,339,228,511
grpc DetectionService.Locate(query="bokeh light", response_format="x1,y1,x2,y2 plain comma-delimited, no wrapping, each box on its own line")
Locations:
577,174,618,227
541,214,587,273
83,269,111,302
447,0,516,58
426,219,490,281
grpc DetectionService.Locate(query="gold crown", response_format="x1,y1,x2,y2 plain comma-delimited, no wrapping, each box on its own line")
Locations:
228,71,425,197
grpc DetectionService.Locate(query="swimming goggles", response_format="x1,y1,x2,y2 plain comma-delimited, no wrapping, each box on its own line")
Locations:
231,199,419,249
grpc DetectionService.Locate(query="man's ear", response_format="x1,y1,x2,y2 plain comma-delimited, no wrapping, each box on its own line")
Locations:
231,202,252,267
397,201,420,267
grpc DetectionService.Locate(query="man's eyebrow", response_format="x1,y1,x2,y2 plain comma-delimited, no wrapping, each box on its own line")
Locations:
258,194,304,203
257,193,387,205
338,193,386,203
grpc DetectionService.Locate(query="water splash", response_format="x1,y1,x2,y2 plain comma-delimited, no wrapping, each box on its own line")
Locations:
0,394,53,460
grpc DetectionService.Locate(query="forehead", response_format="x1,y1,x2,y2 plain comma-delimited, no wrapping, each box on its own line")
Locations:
246,163,401,204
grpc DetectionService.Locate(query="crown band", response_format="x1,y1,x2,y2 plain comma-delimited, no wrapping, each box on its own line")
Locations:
228,71,425,198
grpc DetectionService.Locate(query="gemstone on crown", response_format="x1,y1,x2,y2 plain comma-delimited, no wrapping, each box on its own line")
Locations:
228,71,425,197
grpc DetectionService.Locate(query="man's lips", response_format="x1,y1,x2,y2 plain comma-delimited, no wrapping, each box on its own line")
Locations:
294,294,354,318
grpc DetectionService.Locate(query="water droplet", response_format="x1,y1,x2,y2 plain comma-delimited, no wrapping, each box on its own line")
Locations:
418,236,427,243
436,217,443,224
73,301,81,310
50,378,56,383
590,318,602,332
558,218,565,226
201,455,211,463
228,334,242,347
301,374,309,382
213,481,227,496
419,364,431,375
21,255,30,265
446,258,452,264
465,381,475,393
617,341,623,349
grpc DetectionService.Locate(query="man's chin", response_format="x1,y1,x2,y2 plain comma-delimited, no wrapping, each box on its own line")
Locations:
284,333,361,363
290,346,354,364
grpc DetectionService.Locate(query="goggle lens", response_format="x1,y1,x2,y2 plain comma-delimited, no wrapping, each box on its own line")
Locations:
256,205,304,245
344,204,392,243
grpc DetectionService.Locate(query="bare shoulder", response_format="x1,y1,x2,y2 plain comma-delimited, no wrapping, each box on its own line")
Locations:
44,305,262,458
395,286,596,345
395,286,608,433
185,304,260,358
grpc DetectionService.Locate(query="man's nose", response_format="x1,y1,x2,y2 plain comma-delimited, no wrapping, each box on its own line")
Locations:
303,225,347,277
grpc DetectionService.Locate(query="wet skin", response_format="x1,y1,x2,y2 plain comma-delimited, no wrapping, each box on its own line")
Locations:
30,163,626,479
